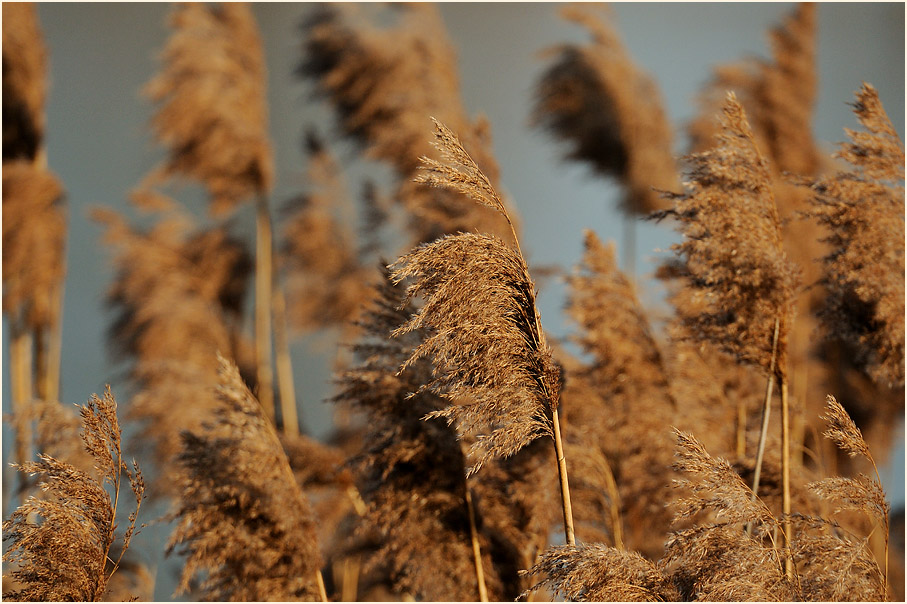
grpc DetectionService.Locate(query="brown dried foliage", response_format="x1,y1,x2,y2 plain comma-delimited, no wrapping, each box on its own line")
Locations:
281,132,375,333
2,160,66,329
3,388,145,602
167,356,323,601
144,2,273,215
656,94,799,378
96,205,251,493
564,231,677,556
804,84,905,388
533,3,678,214
2,2,46,162
301,3,514,243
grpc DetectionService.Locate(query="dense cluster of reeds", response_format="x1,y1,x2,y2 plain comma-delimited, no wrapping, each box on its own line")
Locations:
3,2,903,602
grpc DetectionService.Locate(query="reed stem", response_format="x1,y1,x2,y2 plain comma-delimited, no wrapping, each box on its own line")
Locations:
272,269,299,436
255,194,275,424
552,407,576,545
751,318,780,500
45,280,65,403
781,378,793,580
598,451,624,550
464,483,489,601
315,568,328,602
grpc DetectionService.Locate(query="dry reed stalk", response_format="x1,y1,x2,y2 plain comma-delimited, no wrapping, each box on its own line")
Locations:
301,3,516,244
533,3,678,216
390,119,575,546
2,387,145,601
564,231,677,556
804,83,905,389
168,355,325,601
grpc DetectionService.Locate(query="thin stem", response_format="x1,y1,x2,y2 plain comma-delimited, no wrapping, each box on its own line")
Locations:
45,280,65,403
11,324,34,469
868,456,890,597
780,378,793,580
272,265,299,436
315,568,328,602
552,408,576,545
255,194,275,424
464,482,489,601
751,318,780,499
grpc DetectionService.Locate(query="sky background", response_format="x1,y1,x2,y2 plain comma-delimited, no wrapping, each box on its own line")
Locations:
3,2,905,599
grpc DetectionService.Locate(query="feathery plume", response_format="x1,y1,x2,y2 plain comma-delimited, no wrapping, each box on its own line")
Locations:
2,388,145,602
533,3,678,214
168,355,324,601
805,84,905,388
2,161,66,331
656,93,799,376
522,543,679,602
390,119,576,548
301,3,515,243
689,3,819,178
144,1,272,215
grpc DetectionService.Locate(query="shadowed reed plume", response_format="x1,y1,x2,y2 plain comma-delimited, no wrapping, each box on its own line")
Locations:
533,3,678,215
390,118,575,545
804,84,905,389
334,270,503,600
168,355,326,601
301,3,515,244
2,2,47,163
144,1,281,425
564,231,677,557
2,387,145,601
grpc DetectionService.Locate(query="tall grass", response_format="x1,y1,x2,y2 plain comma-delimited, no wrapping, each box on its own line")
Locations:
2,3,903,602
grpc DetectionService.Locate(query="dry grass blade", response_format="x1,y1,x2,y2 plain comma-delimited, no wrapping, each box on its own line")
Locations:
144,1,273,215
2,387,145,602
2,2,46,162
804,83,905,388
522,543,680,602
533,3,678,214
167,355,323,601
